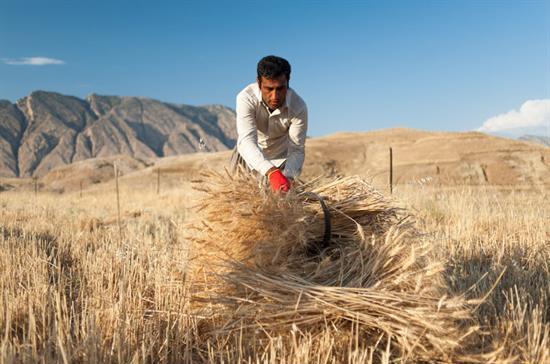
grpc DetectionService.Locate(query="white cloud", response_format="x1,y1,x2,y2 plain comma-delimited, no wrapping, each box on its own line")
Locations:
478,99,550,132
2,57,65,66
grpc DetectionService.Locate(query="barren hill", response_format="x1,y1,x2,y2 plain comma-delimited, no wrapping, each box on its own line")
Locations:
35,128,549,193
0,91,236,177
303,129,549,186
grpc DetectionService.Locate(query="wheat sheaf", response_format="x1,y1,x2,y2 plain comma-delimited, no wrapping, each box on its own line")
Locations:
187,171,477,362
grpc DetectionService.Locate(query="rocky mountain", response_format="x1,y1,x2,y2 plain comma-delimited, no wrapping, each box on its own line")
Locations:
519,135,550,147
487,126,549,139
0,91,237,177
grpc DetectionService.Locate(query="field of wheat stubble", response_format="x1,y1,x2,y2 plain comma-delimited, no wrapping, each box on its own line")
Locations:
0,172,548,364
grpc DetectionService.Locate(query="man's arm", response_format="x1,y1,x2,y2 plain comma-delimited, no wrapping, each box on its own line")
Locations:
283,106,308,179
236,93,274,176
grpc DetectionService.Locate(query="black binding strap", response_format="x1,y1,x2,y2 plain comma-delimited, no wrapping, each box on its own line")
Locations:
303,192,331,252
318,196,332,249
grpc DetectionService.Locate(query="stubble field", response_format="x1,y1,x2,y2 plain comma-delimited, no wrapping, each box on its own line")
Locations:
0,175,548,363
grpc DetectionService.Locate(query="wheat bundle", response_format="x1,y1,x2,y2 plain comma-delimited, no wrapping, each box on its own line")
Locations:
188,171,474,362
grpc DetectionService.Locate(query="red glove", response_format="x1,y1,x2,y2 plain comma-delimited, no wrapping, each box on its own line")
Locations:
267,168,291,192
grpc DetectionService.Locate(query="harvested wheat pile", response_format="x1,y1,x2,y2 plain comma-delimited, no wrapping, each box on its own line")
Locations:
188,171,477,362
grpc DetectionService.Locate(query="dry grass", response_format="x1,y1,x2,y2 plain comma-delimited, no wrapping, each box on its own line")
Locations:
397,184,549,363
0,172,548,363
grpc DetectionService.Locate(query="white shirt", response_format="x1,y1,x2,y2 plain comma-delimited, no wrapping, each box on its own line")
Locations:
236,82,308,179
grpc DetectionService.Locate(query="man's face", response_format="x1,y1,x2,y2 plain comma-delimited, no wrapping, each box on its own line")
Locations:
258,75,288,111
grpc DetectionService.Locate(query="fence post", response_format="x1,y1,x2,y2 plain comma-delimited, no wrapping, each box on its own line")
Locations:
80,181,83,198
389,147,393,194
114,163,122,243
33,177,38,197
156,168,160,194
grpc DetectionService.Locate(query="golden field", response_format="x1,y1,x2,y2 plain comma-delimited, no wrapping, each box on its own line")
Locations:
0,169,548,363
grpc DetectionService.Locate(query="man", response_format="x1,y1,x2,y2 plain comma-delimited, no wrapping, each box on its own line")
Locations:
233,55,308,192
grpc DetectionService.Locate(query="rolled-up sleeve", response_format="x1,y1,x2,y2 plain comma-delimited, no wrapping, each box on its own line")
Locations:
236,92,274,175
283,105,308,179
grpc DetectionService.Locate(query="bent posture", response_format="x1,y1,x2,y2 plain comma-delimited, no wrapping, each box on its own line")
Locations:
233,55,308,192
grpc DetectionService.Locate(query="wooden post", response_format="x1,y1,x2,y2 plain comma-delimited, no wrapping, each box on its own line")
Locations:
156,168,160,194
114,164,122,243
80,181,83,198
33,177,38,197
389,147,393,194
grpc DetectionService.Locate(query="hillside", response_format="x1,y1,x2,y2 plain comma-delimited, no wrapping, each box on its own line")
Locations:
31,128,550,193
302,129,549,187
0,91,237,177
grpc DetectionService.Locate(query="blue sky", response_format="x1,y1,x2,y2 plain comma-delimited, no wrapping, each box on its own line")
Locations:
1,0,549,137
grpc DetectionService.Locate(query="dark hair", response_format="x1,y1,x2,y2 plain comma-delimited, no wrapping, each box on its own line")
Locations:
257,55,291,81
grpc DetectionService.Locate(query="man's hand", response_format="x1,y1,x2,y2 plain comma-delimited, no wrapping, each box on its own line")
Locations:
267,168,291,192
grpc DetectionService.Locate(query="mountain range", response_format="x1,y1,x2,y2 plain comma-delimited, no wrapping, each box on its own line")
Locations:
1,90,548,187
0,91,237,177
518,135,550,147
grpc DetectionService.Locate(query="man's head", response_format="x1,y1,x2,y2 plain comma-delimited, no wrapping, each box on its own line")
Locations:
257,55,291,111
